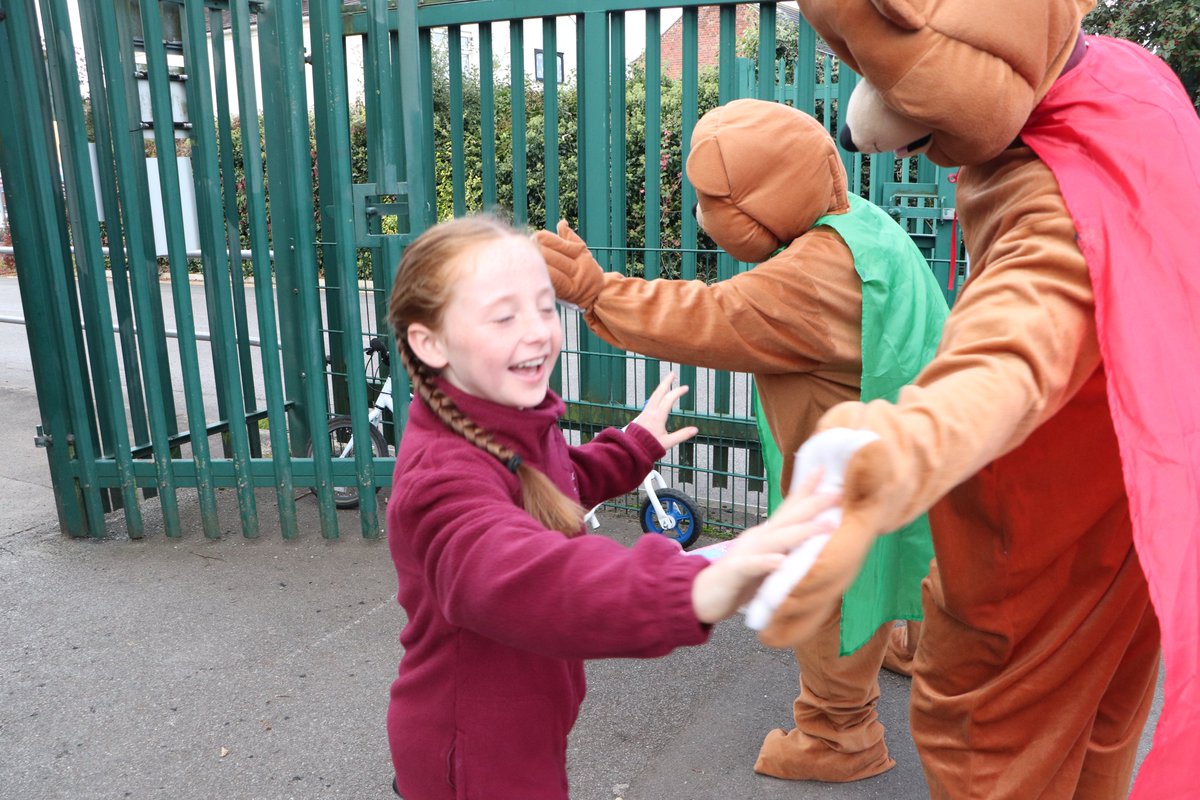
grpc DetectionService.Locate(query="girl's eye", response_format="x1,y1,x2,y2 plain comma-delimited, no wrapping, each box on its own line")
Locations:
493,315,514,325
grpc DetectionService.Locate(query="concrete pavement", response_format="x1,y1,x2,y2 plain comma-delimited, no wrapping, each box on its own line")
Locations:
0,500,932,800
0,441,1163,799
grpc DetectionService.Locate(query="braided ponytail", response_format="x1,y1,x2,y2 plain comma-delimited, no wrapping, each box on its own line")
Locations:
390,215,586,535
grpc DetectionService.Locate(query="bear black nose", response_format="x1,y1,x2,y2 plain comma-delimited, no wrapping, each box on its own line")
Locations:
839,125,858,153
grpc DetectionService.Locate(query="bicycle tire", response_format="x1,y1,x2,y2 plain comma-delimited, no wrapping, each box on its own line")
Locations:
639,488,704,549
305,416,389,509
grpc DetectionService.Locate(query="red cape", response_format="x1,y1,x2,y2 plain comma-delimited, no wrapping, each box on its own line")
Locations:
1022,36,1200,798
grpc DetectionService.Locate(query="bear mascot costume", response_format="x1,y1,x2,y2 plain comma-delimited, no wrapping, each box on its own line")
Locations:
753,1,1200,798
535,99,949,781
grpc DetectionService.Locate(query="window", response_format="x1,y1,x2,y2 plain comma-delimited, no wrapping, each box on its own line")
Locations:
534,48,564,84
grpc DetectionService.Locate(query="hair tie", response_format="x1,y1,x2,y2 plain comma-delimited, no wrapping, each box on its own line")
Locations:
505,454,523,474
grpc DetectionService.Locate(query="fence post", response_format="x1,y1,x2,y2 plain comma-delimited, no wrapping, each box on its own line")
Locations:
0,0,104,536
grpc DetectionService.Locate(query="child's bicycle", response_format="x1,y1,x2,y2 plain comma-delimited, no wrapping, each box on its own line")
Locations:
305,337,394,509
583,459,705,550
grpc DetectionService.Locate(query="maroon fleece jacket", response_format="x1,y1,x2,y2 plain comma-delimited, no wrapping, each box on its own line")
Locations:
386,381,710,800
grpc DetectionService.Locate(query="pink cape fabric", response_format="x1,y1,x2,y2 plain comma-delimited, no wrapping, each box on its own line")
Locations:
1022,36,1200,798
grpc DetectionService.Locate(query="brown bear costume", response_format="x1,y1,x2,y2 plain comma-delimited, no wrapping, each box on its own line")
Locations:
536,99,948,782
756,2,1200,798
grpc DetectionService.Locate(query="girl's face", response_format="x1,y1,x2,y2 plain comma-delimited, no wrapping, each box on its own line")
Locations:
409,235,563,409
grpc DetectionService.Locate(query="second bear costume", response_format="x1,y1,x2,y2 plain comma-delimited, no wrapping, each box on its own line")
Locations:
535,99,947,781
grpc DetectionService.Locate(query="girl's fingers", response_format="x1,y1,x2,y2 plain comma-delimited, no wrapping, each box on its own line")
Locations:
656,384,690,411
660,426,699,450
732,506,838,557
738,553,787,576
646,373,676,405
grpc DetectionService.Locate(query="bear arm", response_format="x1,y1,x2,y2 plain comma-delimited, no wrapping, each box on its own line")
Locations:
818,153,1101,534
583,230,860,375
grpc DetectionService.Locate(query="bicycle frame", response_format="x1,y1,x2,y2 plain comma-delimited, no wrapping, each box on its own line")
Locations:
584,469,676,530
330,337,395,461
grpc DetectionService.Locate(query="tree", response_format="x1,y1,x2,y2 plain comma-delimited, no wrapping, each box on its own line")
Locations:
1084,0,1200,110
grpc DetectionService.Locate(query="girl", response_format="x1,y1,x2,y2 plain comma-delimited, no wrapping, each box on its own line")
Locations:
385,213,837,800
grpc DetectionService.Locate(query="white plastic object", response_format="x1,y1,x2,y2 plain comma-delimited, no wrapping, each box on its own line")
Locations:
743,428,880,631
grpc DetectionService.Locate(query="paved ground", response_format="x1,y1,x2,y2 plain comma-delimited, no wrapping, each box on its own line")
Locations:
0,472,1164,799
1,483,934,800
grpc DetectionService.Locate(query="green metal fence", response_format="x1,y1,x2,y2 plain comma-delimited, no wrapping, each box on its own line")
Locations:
0,0,961,540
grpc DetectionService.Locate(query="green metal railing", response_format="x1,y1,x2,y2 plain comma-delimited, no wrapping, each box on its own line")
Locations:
0,0,961,539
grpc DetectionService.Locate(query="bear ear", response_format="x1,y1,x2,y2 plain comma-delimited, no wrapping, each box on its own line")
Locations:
686,136,732,199
869,0,926,30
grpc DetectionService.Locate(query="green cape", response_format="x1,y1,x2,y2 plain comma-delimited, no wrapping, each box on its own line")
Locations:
755,193,948,654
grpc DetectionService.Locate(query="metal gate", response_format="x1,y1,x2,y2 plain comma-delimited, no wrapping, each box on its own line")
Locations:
2,1,962,540
0,0,428,539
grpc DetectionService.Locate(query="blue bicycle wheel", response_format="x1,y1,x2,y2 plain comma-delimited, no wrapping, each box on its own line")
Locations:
639,488,704,549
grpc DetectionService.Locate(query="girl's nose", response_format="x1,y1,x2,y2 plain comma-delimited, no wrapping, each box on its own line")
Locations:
523,311,555,342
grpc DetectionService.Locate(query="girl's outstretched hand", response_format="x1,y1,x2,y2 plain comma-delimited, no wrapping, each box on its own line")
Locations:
691,469,839,624
630,373,699,452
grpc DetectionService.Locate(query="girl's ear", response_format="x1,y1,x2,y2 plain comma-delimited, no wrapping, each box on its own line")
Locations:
407,323,448,370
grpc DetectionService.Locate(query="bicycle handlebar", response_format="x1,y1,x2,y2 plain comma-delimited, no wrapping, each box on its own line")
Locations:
364,337,391,366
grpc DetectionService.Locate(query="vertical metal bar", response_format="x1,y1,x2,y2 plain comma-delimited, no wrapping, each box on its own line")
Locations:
718,6,737,101
608,11,631,408
577,10,613,406
138,0,224,537
757,3,777,100
92,0,184,535
576,12,607,250
398,0,433,233
179,0,259,538
608,12,626,278
835,64,858,180
229,0,298,538
711,5,737,425
209,10,261,459
258,0,340,537
571,14,585,238
679,8,698,283
820,53,835,133
541,17,559,228
479,22,496,210
259,17,306,460
39,0,145,534
508,21,528,225
641,9,663,392
365,0,400,189
796,19,816,113
320,19,348,421
643,10,661,283
677,6,699,481
448,25,466,216
311,0,381,538
419,29,436,221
